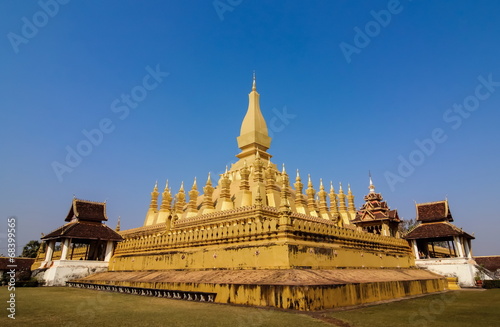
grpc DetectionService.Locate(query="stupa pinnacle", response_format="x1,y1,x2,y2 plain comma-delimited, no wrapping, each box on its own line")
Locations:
236,73,272,161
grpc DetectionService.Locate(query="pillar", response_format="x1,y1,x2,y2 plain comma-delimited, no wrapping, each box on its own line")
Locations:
45,240,55,261
104,241,114,262
454,236,465,257
382,223,390,237
463,238,472,259
60,238,71,260
411,240,420,259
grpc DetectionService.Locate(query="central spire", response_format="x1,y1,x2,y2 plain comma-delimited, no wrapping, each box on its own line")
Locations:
236,73,272,161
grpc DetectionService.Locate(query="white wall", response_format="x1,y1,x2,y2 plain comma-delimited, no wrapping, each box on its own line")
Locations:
34,260,109,286
416,258,477,287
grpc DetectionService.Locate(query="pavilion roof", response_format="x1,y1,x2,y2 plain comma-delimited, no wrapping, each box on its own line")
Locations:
65,198,107,222
42,221,123,242
416,200,453,222
404,221,474,240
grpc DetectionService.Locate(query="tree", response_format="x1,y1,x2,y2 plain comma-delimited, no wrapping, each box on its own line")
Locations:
21,240,40,258
398,218,418,236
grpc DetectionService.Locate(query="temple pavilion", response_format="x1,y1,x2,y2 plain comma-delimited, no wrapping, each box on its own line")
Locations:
40,76,447,309
404,200,477,287
33,198,122,286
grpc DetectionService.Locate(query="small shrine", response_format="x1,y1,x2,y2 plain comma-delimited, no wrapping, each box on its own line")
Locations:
351,177,401,238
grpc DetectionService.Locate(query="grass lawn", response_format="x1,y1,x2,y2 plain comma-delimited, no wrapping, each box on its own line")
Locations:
0,287,330,327
325,289,500,327
1,287,499,326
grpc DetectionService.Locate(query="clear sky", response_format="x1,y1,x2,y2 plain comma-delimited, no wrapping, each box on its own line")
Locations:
1,1,499,256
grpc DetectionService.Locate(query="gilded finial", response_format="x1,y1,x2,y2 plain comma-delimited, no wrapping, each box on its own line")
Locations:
369,172,375,193
180,181,184,191
192,177,197,189
320,178,325,190
308,174,313,187
115,216,121,232
282,163,286,174
252,71,256,91
206,172,212,185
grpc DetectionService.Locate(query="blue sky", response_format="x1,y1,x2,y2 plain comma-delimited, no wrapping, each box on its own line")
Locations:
1,0,499,256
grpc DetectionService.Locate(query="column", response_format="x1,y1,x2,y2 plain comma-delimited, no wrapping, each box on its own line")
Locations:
454,236,465,257
382,224,390,237
412,240,420,259
463,238,472,259
45,240,55,261
104,241,114,262
60,238,71,260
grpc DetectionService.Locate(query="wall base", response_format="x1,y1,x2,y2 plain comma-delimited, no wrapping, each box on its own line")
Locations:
33,260,109,286
72,268,447,311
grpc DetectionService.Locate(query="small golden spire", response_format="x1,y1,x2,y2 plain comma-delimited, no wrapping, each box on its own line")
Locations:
338,182,347,212
306,175,317,214
318,178,329,218
149,181,160,210
202,172,215,211
175,182,186,215
187,177,199,214
329,181,339,216
347,183,356,213
160,180,172,211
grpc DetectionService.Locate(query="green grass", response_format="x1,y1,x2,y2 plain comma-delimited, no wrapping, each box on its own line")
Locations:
1,288,499,326
0,287,329,327
326,289,500,327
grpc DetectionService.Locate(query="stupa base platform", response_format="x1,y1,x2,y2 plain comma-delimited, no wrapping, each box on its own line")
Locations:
70,268,447,310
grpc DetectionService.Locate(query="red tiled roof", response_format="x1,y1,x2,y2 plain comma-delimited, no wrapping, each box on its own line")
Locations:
0,257,35,271
65,198,107,222
352,193,400,223
404,221,474,240
42,221,123,242
474,256,500,272
416,200,453,222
